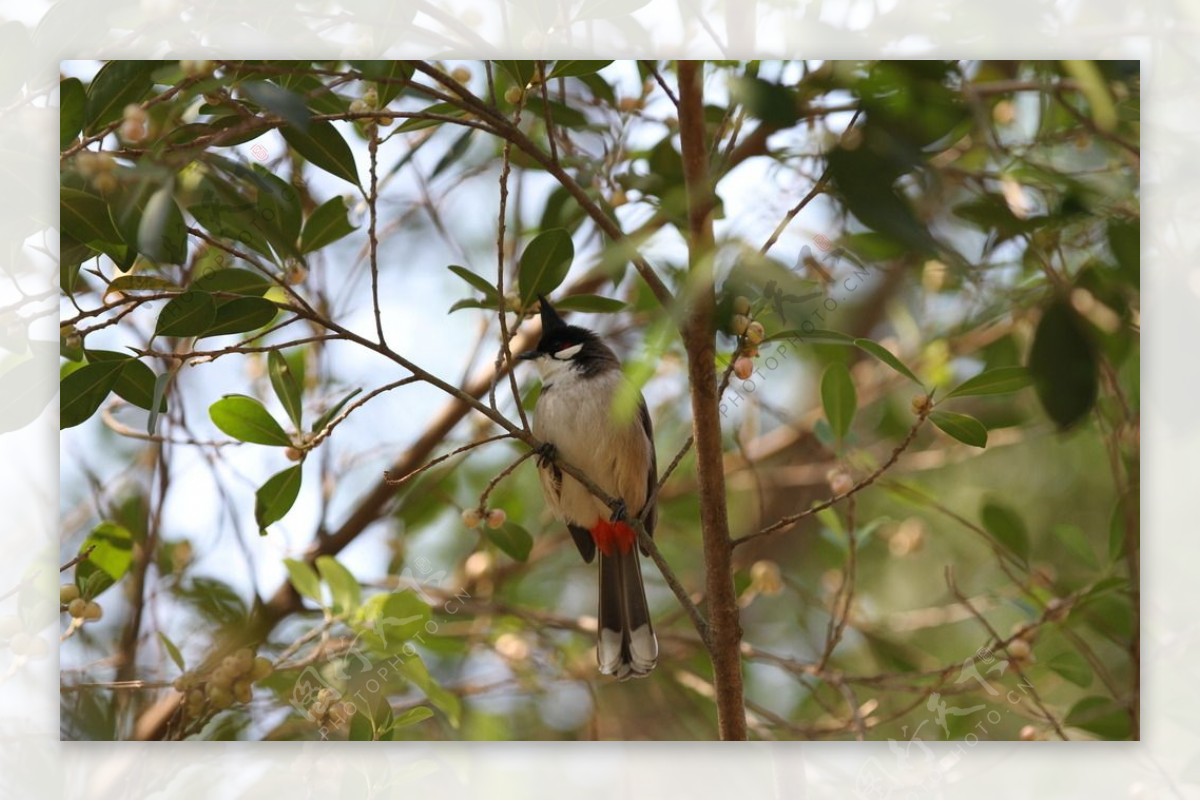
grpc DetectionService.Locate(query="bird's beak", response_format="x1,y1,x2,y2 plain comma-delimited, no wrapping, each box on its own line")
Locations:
516,350,539,362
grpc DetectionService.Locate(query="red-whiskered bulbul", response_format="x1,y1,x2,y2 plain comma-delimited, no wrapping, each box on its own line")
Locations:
517,297,659,680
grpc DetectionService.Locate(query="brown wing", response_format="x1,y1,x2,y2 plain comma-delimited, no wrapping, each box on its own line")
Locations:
637,396,658,541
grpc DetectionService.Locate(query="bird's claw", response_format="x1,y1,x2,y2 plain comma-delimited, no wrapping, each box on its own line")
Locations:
608,499,628,523
535,441,557,469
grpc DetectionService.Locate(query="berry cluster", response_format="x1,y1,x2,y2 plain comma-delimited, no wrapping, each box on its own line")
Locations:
349,85,393,128
61,583,103,624
462,508,507,530
727,295,765,380
173,647,273,717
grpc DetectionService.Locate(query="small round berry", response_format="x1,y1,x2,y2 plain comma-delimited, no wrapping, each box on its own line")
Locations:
250,656,274,681
461,508,483,529
210,665,235,690
451,66,472,84
733,357,754,381
233,678,253,704
910,394,931,416
172,676,188,692
730,314,750,336
1045,597,1069,622
485,508,507,529
348,98,370,115
1019,724,1039,741
186,688,206,714
1006,638,1032,662
826,468,854,496
181,60,215,78
361,86,379,108
376,116,393,127
285,446,303,462
749,560,783,596
232,647,256,675
120,104,149,142
504,86,524,104
60,584,80,605
745,321,765,345
67,598,88,619
286,264,308,285
617,97,641,113
92,172,118,194
610,189,627,207
733,296,751,315
208,686,233,709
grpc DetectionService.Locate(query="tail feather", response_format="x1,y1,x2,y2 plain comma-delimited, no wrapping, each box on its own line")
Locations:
597,549,658,679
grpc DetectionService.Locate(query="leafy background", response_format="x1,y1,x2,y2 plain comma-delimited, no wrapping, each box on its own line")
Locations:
56,59,1138,744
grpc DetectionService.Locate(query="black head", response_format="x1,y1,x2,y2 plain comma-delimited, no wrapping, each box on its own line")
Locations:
516,296,618,376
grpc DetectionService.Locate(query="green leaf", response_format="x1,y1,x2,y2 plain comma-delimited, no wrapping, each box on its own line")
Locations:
85,352,167,413
487,522,533,562
256,465,303,534
74,521,134,598
281,120,360,187
820,362,856,442
853,338,922,385
549,60,613,79
108,274,180,293
517,229,574,307
83,60,155,135
945,366,1032,399
201,296,277,337
447,264,499,302
268,350,303,430
1029,299,1098,429
316,555,360,614
396,654,461,727
1053,523,1098,570
1048,652,1093,688
188,202,275,261
1065,696,1131,739
1107,218,1139,285
154,291,217,337
241,81,312,131
763,327,853,346
136,185,188,264
728,76,800,126
551,294,626,313
392,706,434,729
349,710,374,740
60,360,125,428
251,164,303,249
312,387,362,433
283,557,322,602
354,590,431,650
158,631,186,673
980,500,1031,564
928,409,987,448
299,196,357,254
209,394,292,446
495,60,537,87
60,187,123,246
192,268,270,296
350,60,413,106
448,298,494,314
148,370,170,435
60,77,85,149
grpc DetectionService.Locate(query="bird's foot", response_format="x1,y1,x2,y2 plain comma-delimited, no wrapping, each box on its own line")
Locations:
535,441,557,469
608,498,628,523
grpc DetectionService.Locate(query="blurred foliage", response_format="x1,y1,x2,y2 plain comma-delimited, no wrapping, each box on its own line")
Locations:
57,59,1138,743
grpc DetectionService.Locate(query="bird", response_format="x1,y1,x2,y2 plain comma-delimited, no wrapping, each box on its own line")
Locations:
517,296,659,680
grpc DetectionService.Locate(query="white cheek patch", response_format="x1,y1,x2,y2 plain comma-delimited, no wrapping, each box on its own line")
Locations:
552,343,583,360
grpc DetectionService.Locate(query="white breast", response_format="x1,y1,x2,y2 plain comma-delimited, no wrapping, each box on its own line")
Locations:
532,367,652,529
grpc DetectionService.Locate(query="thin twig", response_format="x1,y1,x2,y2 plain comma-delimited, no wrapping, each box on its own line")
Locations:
384,433,514,486
734,409,929,547
945,567,1069,740
367,123,387,346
